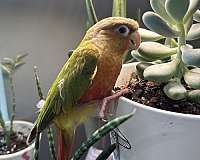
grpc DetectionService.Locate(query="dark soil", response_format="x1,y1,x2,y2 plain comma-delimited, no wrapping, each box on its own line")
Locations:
0,130,28,155
115,75,200,115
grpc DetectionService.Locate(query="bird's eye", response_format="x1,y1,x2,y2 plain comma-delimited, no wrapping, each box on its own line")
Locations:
116,25,130,37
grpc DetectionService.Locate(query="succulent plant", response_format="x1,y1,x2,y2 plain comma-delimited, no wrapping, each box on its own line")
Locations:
134,0,200,103
0,53,28,148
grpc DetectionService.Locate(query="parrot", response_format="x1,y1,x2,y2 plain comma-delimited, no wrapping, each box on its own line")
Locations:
27,17,140,160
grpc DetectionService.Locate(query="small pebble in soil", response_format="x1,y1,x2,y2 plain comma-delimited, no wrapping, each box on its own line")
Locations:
0,131,28,155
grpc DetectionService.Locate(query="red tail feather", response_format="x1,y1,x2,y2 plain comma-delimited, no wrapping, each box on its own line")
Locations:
57,128,74,160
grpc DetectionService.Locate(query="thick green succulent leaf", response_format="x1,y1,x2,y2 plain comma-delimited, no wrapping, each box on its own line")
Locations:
184,69,200,89
193,9,200,22
85,0,98,29
143,12,179,38
181,45,200,66
185,16,193,34
165,38,178,48
143,60,178,83
138,28,163,42
163,80,187,100
190,67,200,73
131,50,152,62
136,62,153,79
165,0,190,22
187,90,200,104
184,0,200,23
138,42,177,60
150,0,176,24
187,23,200,40
112,0,126,17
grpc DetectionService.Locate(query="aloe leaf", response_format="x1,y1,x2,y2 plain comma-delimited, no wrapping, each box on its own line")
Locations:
193,9,200,22
184,0,200,23
138,42,177,60
187,23,200,40
15,61,26,70
184,69,200,89
138,28,164,42
136,62,153,79
187,90,200,104
143,60,178,83
181,45,200,66
2,57,14,65
85,0,98,29
16,53,28,62
96,143,117,160
163,80,187,100
150,0,176,24
142,11,179,38
165,0,190,22
131,50,152,62
71,111,135,160
112,0,126,17
0,64,12,75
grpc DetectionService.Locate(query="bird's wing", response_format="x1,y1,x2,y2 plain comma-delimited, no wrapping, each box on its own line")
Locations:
36,44,99,132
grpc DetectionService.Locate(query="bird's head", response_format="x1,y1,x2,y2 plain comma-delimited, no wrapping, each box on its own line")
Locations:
83,17,141,54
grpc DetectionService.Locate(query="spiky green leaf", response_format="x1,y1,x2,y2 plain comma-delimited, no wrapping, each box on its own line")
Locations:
71,111,135,160
112,0,126,17
85,0,98,29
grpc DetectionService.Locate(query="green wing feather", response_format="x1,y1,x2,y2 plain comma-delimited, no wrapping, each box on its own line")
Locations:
35,44,99,132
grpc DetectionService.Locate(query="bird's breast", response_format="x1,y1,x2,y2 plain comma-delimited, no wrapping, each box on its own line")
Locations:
79,53,122,103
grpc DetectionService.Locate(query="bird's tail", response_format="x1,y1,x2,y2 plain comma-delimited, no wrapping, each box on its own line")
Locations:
57,127,75,160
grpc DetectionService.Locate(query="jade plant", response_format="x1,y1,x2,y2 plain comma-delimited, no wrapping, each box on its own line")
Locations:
0,53,28,148
132,0,200,103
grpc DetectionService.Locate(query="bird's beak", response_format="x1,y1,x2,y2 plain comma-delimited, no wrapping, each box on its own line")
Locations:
129,30,141,50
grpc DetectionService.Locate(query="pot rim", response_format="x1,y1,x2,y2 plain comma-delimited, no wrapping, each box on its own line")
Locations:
0,120,35,158
118,94,200,120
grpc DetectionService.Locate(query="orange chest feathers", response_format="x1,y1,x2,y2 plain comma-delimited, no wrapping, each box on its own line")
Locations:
79,53,122,103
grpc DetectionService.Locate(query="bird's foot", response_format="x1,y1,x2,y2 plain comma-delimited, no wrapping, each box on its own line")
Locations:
99,88,131,120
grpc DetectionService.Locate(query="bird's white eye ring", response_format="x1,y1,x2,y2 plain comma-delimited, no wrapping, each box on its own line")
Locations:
116,25,130,37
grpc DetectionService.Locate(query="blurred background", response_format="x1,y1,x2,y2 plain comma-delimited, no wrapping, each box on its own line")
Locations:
0,0,151,159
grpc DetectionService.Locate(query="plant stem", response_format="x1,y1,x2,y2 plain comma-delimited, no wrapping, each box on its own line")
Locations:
9,75,16,144
176,22,186,79
0,112,10,148
112,0,127,17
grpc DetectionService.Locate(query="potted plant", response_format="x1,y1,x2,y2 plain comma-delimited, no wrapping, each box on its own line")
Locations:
0,54,35,160
110,0,200,160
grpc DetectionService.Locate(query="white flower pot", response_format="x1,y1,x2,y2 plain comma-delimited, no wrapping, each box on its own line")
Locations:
0,120,35,160
112,63,200,160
